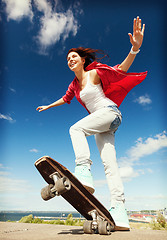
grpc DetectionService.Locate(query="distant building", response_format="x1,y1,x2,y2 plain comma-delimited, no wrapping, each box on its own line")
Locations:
129,214,156,223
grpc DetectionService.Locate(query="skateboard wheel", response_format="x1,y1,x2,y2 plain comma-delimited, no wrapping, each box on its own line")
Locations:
55,177,71,195
98,221,111,235
83,220,94,234
41,184,55,201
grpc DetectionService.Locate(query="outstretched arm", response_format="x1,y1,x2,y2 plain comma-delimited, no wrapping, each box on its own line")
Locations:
36,97,66,112
118,16,145,72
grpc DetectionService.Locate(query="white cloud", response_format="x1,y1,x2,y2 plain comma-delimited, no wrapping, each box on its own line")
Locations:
2,0,80,51
29,148,39,153
120,131,167,167
0,171,9,176
9,87,16,93
0,166,31,193
127,131,167,162
0,163,7,169
0,113,15,123
94,179,107,187
35,3,78,49
119,131,167,181
0,164,10,171
34,0,52,16
126,194,167,210
119,166,139,182
134,94,152,106
0,176,30,193
147,168,153,174
119,167,152,182
2,0,33,21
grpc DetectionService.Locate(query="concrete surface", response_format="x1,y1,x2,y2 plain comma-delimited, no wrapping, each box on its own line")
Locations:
0,222,167,240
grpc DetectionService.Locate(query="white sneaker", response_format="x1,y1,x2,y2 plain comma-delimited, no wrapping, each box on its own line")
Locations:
74,165,95,194
109,202,130,231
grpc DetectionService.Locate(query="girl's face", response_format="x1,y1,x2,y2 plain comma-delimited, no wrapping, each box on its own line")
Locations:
67,51,85,71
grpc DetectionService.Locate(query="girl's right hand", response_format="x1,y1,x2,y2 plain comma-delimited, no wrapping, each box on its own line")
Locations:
36,106,49,112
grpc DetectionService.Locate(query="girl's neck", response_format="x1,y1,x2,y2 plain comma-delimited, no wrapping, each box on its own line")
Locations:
74,68,87,82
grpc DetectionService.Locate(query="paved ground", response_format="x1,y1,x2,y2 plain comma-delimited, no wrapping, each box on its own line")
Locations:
0,222,167,240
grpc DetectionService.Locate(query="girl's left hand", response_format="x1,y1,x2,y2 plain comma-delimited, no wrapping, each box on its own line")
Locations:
128,16,145,51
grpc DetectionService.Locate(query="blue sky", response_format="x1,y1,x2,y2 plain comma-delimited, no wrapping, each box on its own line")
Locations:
0,0,166,212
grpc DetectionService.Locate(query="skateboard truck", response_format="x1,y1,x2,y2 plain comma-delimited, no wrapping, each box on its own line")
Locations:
83,209,114,235
41,172,71,200
89,210,98,231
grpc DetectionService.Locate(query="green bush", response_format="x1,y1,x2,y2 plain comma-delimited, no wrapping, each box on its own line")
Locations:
19,214,33,223
75,219,84,226
65,214,84,226
157,213,167,228
45,220,56,224
65,213,74,225
67,213,73,220
55,219,65,225
32,218,43,224
44,219,65,225
18,213,84,226
65,219,75,225
150,213,167,230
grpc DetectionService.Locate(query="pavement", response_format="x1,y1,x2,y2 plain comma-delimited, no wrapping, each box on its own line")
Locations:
0,222,167,240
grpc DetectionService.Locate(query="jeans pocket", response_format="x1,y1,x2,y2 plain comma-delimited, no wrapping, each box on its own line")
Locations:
110,116,121,132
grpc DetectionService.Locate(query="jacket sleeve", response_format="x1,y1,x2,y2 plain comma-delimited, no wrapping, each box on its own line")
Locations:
62,81,75,104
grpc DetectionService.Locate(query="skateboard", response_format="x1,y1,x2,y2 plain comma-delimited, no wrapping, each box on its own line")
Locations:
34,156,116,235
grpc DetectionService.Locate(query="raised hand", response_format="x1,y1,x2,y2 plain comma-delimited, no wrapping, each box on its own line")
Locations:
128,16,145,51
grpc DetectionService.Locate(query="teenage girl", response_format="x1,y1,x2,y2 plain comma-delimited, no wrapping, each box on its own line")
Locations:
37,16,147,230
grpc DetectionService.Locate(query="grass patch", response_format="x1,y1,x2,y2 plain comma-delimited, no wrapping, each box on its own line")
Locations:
130,213,167,231
18,214,84,226
130,222,150,229
149,213,167,230
18,213,167,230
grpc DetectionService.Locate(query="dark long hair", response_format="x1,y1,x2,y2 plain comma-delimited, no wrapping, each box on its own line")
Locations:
67,47,108,69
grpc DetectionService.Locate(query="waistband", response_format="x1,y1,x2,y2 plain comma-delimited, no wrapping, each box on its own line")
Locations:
107,105,122,115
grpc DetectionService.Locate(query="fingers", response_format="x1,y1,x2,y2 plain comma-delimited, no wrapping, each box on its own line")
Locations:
36,106,43,112
36,106,48,112
133,16,145,34
136,16,140,31
142,23,145,35
128,33,134,44
138,18,142,31
133,16,139,32
133,18,136,34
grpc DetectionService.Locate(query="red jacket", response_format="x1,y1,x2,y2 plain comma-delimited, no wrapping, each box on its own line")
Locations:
63,61,147,112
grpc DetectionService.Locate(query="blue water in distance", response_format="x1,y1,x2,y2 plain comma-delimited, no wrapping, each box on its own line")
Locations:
0,211,82,222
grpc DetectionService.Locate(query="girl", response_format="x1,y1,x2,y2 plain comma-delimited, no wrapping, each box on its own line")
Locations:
37,16,147,230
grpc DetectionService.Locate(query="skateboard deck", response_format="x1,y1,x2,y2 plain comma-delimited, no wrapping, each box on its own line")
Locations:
35,156,116,234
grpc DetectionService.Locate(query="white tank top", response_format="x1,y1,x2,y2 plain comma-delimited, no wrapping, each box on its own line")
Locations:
80,71,116,113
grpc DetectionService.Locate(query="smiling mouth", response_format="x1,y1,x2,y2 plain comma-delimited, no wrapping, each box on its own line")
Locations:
70,62,76,68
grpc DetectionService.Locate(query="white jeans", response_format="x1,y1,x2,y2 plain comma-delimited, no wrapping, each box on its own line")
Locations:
69,106,125,206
